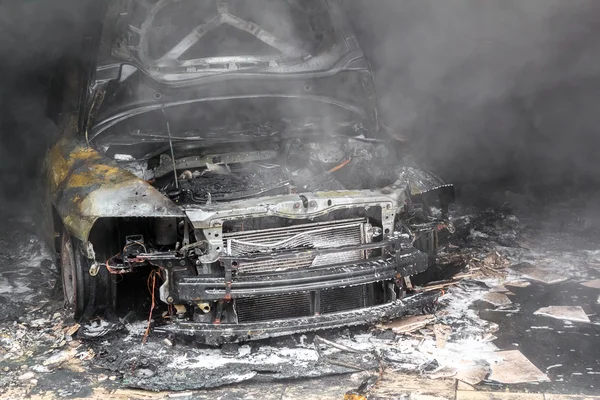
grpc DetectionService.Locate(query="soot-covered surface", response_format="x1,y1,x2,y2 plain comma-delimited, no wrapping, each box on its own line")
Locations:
3,0,600,398
1,189,600,398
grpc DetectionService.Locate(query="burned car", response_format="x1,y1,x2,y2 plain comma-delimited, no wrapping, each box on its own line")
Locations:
44,0,454,345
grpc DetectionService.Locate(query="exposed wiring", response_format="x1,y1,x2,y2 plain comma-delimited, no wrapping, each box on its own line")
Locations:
124,241,147,253
105,253,128,274
104,240,148,274
305,157,352,190
142,269,160,344
160,107,179,189
328,157,351,173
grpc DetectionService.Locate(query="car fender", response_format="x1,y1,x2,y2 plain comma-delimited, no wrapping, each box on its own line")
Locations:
46,138,184,243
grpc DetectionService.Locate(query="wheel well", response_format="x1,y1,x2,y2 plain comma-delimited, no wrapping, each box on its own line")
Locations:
52,206,64,254
88,218,121,260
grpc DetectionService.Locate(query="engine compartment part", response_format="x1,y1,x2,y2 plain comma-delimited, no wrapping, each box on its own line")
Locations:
149,136,400,205
172,163,292,204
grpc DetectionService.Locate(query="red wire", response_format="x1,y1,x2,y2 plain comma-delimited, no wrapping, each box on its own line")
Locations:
142,271,157,344
328,158,351,173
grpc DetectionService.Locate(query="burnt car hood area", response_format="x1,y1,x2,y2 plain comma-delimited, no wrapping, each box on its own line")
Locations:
44,0,457,346
3,0,600,398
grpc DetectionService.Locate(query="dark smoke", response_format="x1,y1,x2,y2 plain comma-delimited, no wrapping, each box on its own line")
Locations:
2,0,600,200
0,0,87,201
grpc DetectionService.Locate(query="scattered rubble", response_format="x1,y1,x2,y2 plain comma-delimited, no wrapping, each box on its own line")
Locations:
480,292,513,307
489,284,509,292
504,280,531,288
511,264,569,285
17,371,35,381
43,347,79,366
64,323,80,337
80,318,122,339
455,364,490,386
580,279,600,289
378,314,435,334
533,306,591,323
2,199,600,396
433,324,452,349
368,371,456,400
489,350,550,384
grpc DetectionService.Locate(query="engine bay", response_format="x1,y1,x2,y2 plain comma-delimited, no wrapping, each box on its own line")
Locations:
147,137,401,205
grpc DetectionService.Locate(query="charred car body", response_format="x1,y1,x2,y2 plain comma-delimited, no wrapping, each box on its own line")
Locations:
45,0,454,345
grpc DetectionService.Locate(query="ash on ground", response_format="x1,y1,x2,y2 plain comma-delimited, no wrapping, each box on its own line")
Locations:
1,191,600,398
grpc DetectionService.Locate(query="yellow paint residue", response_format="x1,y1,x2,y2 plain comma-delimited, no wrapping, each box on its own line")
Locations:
47,145,70,192
69,145,101,162
67,162,130,188
314,190,363,198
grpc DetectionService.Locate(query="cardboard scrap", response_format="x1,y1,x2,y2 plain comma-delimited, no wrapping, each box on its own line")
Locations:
378,315,435,334
433,324,452,349
580,279,600,289
489,285,509,292
482,252,511,269
456,381,475,391
64,324,80,337
505,280,531,288
428,366,457,380
455,364,490,386
373,371,455,399
43,348,79,366
533,306,590,323
481,292,513,307
489,350,550,384
512,264,568,285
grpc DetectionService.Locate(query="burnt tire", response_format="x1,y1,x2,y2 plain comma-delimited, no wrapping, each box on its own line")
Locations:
60,229,116,318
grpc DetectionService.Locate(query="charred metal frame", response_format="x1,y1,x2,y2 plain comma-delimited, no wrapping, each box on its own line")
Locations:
155,290,441,345
44,0,456,342
158,236,427,303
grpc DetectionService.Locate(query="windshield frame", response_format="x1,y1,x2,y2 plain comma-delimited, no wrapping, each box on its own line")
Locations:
95,0,362,84
90,93,368,144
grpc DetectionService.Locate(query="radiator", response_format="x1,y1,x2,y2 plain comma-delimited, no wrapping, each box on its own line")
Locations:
235,284,379,323
223,218,369,274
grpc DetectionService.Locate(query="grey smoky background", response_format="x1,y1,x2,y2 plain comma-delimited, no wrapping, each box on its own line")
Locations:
345,0,600,191
0,0,87,200
2,0,600,198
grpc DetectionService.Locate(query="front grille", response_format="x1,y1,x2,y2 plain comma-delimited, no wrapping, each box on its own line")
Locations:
234,283,383,323
223,218,368,274
235,292,312,323
321,285,369,314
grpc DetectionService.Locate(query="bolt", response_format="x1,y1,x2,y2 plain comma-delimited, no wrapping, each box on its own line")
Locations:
293,202,301,209
167,261,172,267
180,259,186,266
167,297,174,303
386,204,392,209
309,201,317,208
89,262,100,276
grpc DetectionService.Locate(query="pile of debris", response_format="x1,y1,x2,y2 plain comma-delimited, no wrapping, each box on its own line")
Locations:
2,201,600,398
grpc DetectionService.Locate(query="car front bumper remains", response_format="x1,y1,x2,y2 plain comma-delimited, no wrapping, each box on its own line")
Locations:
150,238,433,345
155,290,440,345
